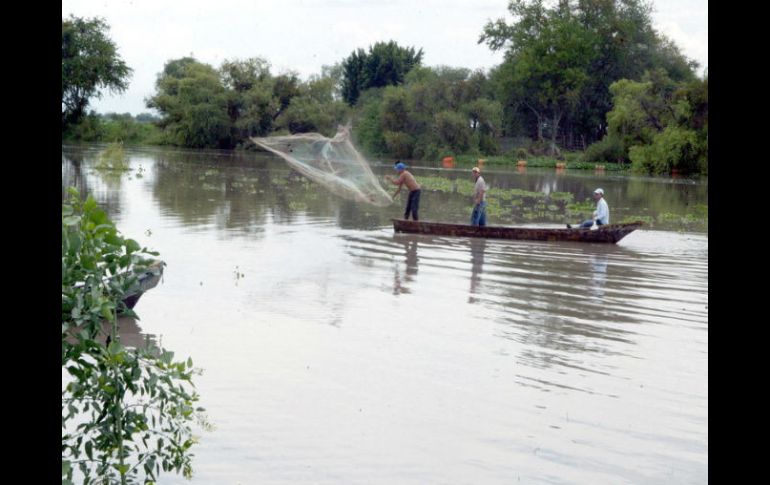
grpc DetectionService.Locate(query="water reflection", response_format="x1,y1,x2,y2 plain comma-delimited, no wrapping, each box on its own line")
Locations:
63,146,707,233
392,236,419,295
70,316,158,350
468,238,486,303
114,316,158,350
588,253,608,299
60,145,707,484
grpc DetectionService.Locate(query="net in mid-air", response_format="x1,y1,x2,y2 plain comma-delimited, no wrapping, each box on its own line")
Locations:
252,125,393,207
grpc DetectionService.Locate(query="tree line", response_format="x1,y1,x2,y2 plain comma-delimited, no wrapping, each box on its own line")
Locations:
62,0,708,175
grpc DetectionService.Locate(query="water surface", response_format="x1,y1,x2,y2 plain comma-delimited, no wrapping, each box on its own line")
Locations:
62,145,708,484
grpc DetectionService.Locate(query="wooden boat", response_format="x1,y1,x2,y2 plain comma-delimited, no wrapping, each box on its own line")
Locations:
121,260,165,310
393,219,642,244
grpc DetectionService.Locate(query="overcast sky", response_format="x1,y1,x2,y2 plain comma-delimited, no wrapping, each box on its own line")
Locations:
61,0,708,116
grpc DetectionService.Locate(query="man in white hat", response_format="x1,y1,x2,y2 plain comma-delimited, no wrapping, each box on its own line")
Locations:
568,188,609,229
470,166,487,226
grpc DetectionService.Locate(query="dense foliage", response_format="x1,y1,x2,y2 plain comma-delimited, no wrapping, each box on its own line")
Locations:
340,41,424,106
480,0,699,151
146,57,350,148
62,188,206,484
62,3,708,174
62,16,132,129
63,112,163,144
352,66,502,159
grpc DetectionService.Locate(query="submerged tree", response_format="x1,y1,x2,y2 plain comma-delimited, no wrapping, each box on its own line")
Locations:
62,15,132,129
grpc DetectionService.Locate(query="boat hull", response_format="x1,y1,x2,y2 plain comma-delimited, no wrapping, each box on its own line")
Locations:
392,219,642,244
121,260,164,310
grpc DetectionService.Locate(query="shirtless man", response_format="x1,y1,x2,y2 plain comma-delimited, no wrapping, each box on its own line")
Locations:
385,162,422,220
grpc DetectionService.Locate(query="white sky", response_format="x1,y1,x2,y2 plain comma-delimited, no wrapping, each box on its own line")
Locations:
61,0,708,116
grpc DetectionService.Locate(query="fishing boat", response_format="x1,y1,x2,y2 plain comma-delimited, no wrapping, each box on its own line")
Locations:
121,260,165,310
392,219,642,244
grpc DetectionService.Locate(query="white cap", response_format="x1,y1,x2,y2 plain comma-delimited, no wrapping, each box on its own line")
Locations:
594,188,604,195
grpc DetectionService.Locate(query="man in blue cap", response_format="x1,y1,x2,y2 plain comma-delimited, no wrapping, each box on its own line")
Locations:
385,161,422,220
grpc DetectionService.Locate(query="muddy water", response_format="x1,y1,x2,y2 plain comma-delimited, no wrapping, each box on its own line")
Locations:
62,145,707,484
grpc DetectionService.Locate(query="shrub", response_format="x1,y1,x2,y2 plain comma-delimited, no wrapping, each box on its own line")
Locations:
581,136,626,164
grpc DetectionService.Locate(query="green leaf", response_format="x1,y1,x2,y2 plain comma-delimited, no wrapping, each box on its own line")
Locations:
101,303,115,321
63,215,81,226
104,232,123,246
125,238,141,254
83,196,97,212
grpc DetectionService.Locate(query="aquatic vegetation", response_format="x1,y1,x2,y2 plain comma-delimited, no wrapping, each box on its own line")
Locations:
95,141,130,171
550,192,575,202
289,201,308,211
657,212,708,231
620,215,654,226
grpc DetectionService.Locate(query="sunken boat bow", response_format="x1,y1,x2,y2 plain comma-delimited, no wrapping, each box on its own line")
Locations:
121,260,165,310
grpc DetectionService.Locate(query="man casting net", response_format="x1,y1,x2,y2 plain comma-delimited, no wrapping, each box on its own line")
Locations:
252,125,393,207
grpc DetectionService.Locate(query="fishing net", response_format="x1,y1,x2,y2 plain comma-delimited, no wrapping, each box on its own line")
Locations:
251,125,393,207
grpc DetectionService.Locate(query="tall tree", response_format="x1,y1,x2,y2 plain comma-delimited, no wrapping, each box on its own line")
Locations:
147,58,231,148
484,2,598,155
341,41,423,105
480,0,698,148
607,69,708,174
220,58,276,139
341,48,367,106
62,15,132,128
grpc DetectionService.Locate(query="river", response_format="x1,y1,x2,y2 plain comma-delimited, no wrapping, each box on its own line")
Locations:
62,144,708,484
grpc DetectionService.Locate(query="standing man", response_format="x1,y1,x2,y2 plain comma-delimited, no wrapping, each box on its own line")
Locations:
568,188,609,228
386,162,422,220
470,166,487,226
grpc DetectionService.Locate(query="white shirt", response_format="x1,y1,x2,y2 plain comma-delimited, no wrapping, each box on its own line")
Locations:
594,197,609,224
474,176,487,202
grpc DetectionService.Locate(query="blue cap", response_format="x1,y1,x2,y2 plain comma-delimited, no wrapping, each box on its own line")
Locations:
395,162,406,171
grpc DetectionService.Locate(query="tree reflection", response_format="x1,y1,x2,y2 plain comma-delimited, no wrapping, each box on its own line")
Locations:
62,149,124,219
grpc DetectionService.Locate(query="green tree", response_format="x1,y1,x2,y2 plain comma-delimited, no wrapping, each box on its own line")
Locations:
62,16,132,128
352,66,501,159
603,70,708,174
341,49,367,106
480,0,698,148
274,74,350,135
482,2,598,155
220,57,277,140
341,41,423,105
147,58,232,148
